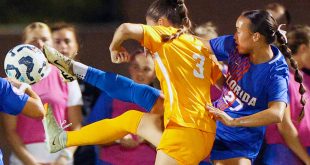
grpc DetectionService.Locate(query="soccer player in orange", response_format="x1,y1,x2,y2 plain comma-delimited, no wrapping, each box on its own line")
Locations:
42,0,222,164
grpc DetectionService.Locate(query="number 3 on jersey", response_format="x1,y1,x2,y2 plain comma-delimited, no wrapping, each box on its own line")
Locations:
193,54,205,79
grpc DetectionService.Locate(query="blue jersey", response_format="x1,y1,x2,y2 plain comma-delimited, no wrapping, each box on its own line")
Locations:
209,35,289,160
0,77,29,115
0,77,29,164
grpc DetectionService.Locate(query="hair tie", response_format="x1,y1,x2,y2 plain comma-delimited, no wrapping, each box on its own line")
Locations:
278,24,288,44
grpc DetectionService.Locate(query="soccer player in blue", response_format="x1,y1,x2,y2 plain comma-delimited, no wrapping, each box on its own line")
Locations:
204,10,305,164
0,77,45,165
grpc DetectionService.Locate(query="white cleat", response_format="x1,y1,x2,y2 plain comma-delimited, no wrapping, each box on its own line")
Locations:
43,45,76,82
42,105,70,153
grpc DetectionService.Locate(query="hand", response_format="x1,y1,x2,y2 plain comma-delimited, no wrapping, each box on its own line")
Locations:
6,77,23,88
110,47,130,64
22,159,42,165
206,105,235,126
52,156,68,165
119,134,140,149
305,156,310,165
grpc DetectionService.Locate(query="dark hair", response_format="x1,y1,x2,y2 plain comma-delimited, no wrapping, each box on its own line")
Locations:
51,22,79,45
242,10,306,121
146,0,192,42
51,22,81,59
242,10,277,44
287,25,310,54
51,22,77,34
284,10,291,26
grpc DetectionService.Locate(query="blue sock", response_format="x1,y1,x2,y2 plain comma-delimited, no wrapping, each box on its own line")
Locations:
84,67,160,112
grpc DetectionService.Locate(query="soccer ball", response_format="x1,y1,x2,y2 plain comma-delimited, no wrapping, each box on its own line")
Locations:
4,44,50,84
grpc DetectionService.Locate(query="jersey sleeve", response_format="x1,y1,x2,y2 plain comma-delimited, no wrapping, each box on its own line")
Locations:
0,78,29,115
209,35,235,61
141,25,166,54
267,70,289,104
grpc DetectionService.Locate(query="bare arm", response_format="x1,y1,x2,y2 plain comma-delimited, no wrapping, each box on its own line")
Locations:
277,106,310,164
1,114,39,165
203,40,214,55
109,23,144,63
7,78,44,118
21,87,45,118
207,101,286,127
194,35,214,55
233,101,286,127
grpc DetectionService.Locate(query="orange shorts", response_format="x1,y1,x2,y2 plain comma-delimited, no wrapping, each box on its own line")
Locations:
157,122,215,165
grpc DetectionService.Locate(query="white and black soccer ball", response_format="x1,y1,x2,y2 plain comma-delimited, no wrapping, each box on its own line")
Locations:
4,44,50,84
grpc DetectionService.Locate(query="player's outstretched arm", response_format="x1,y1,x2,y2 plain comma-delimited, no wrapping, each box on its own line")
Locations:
207,101,286,127
109,23,143,63
7,78,44,118
22,87,45,118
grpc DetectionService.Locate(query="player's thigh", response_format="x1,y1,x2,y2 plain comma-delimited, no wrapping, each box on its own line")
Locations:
213,157,251,165
157,123,215,165
155,150,178,165
137,113,163,147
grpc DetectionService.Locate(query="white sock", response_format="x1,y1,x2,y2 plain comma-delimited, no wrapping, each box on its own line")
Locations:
60,131,68,148
72,61,88,80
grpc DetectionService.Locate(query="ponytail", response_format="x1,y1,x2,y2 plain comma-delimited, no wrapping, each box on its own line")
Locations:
161,28,187,42
162,0,191,42
146,0,192,42
275,31,306,121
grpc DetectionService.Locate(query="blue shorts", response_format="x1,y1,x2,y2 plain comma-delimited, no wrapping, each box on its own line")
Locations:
262,144,310,165
210,137,255,162
210,122,264,161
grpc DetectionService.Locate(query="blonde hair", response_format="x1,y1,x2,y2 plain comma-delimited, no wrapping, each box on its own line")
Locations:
22,22,51,42
194,22,218,40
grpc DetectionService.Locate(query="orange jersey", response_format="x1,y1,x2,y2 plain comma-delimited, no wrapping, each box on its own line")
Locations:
141,25,222,133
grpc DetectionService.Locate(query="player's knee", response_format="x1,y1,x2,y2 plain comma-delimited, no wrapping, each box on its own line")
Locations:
118,110,144,133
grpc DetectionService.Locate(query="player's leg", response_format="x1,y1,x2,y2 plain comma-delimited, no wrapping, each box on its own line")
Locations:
155,150,178,165
67,112,163,148
43,45,161,112
43,106,163,153
137,112,163,147
213,158,251,165
155,122,215,165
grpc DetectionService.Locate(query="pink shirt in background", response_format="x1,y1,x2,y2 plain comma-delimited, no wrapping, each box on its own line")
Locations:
100,99,156,165
16,66,69,144
211,64,227,102
265,70,310,147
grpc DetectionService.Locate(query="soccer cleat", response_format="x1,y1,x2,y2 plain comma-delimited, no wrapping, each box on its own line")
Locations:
43,45,76,82
42,104,71,153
